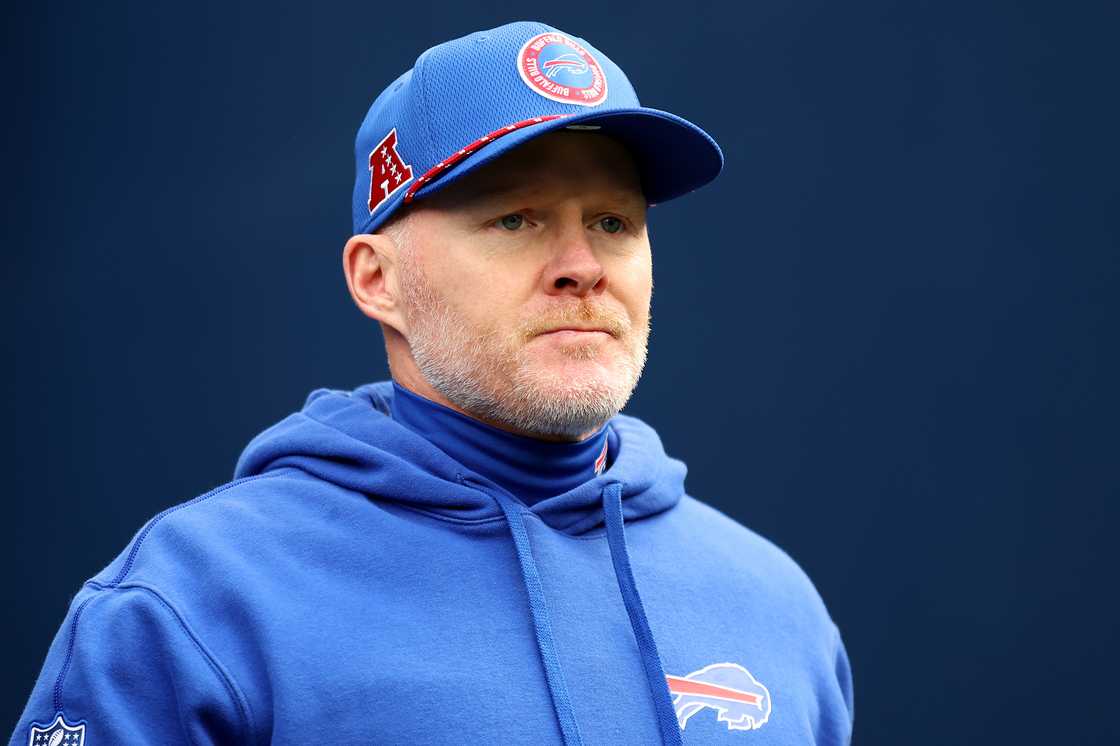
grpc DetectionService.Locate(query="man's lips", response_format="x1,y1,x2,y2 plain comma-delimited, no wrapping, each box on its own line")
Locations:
536,327,614,339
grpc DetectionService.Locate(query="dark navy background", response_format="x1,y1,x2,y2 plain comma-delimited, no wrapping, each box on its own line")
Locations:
6,2,1118,743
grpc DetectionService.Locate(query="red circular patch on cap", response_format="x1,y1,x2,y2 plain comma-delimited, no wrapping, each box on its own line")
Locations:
518,33,608,107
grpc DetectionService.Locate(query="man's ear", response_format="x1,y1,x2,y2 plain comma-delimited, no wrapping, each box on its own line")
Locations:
342,233,409,336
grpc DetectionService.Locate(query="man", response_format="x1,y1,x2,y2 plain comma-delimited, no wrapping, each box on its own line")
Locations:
11,22,853,745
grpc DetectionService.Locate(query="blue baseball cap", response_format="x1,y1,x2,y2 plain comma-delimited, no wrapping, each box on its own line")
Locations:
352,21,724,235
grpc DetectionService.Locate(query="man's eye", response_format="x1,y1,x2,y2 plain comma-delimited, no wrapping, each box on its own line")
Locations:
498,214,525,231
599,216,624,234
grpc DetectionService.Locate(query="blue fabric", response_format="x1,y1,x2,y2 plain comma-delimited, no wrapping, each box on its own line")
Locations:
390,382,614,507
10,381,854,745
482,481,585,746
602,482,683,746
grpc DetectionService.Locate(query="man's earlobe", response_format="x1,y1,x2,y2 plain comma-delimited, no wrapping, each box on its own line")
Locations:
342,233,407,334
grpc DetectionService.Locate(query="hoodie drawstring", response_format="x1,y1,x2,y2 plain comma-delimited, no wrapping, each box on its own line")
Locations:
602,482,684,746
487,481,680,746
491,489,585,746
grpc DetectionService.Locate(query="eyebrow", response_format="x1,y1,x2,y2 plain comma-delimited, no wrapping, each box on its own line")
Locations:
450,180,647,212
455,177,541,205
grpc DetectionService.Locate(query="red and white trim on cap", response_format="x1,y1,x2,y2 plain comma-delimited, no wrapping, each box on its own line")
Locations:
403,115,570,204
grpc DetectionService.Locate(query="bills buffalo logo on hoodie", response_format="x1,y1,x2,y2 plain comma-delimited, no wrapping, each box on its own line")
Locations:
667,662,772,731
27,713,85,746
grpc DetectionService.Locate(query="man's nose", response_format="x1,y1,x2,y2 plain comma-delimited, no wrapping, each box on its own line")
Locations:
541,225,607,297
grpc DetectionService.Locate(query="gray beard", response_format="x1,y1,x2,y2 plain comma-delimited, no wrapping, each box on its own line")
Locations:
400,258,648,440
409,308,647,440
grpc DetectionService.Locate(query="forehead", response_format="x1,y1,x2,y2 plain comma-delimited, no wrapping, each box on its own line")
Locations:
420,130,646,210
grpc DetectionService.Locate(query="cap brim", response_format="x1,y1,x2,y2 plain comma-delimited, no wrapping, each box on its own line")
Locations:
411,106,724,208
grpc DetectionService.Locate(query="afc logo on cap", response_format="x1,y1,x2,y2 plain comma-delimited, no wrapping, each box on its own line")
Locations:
368,128,414,214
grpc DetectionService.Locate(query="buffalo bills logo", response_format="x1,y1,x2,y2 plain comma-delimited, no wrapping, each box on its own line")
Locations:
517,33,608,106
541,53,589,78
667,662,772,731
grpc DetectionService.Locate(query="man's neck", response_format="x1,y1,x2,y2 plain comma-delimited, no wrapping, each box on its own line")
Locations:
388,381,615,506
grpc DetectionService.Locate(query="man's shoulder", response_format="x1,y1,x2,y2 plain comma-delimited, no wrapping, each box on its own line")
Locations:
673,494,801,562
88,468,356,591
667,494,836,620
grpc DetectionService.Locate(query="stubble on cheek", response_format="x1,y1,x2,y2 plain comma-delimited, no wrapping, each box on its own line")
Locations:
398,253,517,394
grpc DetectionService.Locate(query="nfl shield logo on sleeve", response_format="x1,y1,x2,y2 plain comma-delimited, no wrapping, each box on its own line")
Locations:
27,713,86,746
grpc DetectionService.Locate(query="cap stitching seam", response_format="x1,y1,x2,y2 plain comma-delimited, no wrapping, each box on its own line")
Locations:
413,49,439,175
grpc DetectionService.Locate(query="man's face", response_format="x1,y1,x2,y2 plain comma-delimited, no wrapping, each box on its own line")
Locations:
393,130,652,440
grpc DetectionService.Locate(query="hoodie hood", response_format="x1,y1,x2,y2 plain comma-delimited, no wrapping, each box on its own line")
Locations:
236,380,694,744
234,381,686,534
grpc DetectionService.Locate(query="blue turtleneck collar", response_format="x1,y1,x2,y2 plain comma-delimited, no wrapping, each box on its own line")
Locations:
389,382,617,506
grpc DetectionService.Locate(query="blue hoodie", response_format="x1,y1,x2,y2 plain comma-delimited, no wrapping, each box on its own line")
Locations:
10,382,853,745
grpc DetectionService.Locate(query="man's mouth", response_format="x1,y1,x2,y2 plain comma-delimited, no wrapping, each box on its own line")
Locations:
537,327,615,338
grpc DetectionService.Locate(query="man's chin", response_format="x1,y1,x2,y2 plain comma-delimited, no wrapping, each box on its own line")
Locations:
511,359,639,416
496,381,629,440
519,354,632,391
